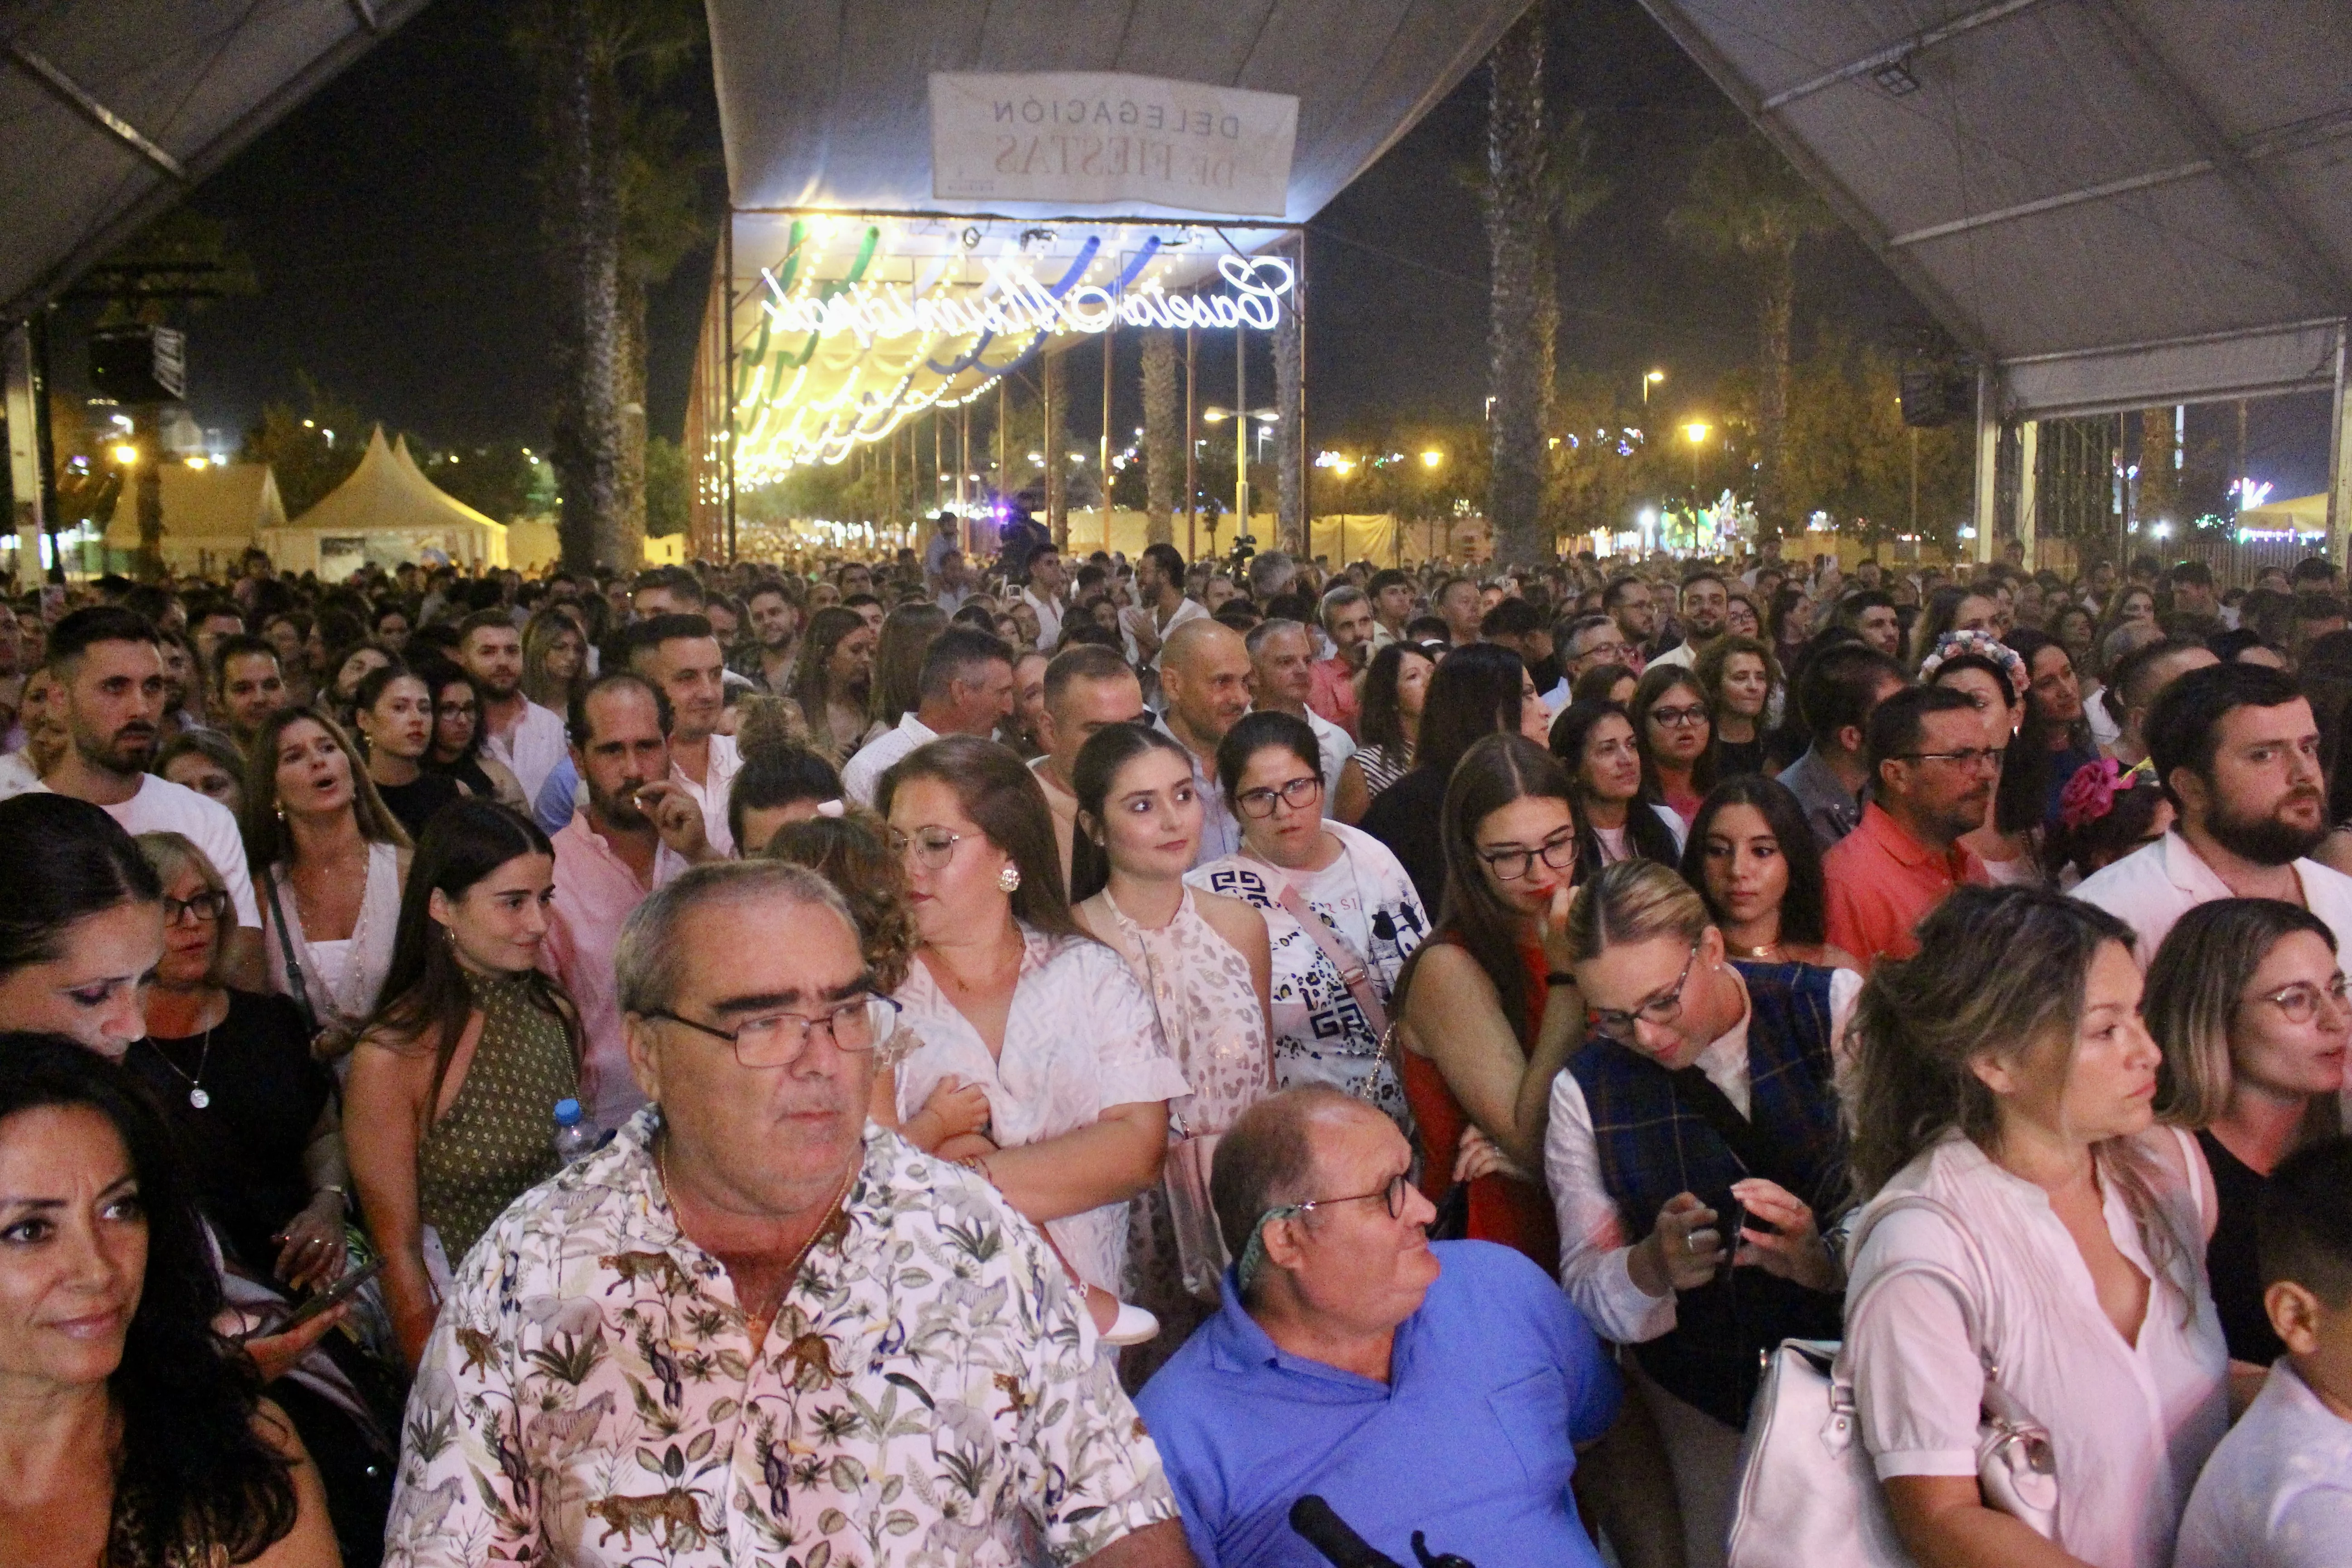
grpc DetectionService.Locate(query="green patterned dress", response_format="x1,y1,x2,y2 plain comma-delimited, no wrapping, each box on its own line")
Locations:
417,969,577,1261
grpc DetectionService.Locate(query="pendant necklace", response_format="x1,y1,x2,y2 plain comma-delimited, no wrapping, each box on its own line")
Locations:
151,1021,217,1108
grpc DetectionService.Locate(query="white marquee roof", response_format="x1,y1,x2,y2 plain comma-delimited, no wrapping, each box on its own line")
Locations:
1634,0,2352,417
0,0,430,319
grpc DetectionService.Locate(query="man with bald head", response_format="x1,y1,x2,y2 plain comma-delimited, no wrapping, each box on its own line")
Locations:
1137,1087,1619,1568
1157,617,1253,864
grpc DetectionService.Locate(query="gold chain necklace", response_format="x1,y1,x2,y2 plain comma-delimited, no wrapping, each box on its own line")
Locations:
655,1136,858,1330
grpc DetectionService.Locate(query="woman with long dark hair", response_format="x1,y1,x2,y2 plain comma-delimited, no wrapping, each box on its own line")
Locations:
1333,641,1436,824
416,657,526,812
245,706,412,1052
1549,699,1686,875
1843,887,2225,1568
345,799,578,1368
791,605,880,764
0,1034,338,1567
0,794,165,1058
2002,625,2102,831
1681,775,1852,969
1359,642,1552,911
1629,664,1715,828
1069,722,1271,1370
2145,898,2350,1370
881,735,1184,1344
353,663,464,841
1392,733,1581,1260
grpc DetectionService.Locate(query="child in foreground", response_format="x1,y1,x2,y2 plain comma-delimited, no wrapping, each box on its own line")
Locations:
2175,1135,2352,1567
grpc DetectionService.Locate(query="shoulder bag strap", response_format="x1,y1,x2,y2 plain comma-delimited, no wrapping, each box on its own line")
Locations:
1270,879,1388,1037
262,869,319,1038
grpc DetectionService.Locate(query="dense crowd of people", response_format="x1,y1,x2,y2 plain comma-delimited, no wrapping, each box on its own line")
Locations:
3,524,2352,1568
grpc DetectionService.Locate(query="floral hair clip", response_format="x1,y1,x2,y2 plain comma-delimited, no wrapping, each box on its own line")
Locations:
1917,628,2029,697
2059,757,2132,831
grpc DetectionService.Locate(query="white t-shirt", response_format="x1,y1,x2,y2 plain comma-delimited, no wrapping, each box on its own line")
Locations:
2176,1358,2352,1568
33,774,260,929
0,749,39,802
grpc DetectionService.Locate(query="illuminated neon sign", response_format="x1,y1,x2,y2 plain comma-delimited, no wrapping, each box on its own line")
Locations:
760,254,1293,340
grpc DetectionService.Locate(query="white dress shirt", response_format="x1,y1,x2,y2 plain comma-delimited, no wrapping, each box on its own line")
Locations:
1023,586,1066,651
1544,965,1862,1343
483,698,569,807
2072,829,2352,969
840,711,937,807
667,729,742,858
1299,704,1357,801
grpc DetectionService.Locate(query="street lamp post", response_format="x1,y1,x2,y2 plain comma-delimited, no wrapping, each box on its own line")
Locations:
1683,420,1711,509
1643,369,1665,409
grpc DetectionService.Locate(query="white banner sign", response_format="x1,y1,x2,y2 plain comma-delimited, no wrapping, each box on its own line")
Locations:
929,72,1297,217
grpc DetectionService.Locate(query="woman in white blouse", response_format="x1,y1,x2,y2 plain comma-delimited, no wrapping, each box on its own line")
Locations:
1843,885,2228,1568
1187,711,1431,1127
881,733,1188,1346
242,707,410,1055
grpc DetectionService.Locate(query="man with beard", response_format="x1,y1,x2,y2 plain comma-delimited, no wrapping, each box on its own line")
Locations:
1822,685,1995,967
629,614,744,855
2075,662,2352,963
544,671,720,1134
1646,570,1731,670
736,578,802,695
211,634,289,750
1603,574,1658,668
1834,589,1903,659
457,609,568,804
33,607,264,987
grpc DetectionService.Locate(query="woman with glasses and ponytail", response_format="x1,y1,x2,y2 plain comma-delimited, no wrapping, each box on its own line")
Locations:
1546,858,1859,1568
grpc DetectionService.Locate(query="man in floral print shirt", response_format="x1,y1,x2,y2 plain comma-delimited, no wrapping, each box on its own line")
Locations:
383,860,1187,1568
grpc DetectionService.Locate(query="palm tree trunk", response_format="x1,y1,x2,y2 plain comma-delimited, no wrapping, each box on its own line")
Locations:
1757,240,1795,537
1485,0,1553,570
615,273,650,569
1044,347,1067,546
543,0,625,573
1274,300,1304,556
1142,329,1177,544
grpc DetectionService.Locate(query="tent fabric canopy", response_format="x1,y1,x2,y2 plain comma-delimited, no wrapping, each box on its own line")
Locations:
102,461,285,567
262,425,506,572
1,0,431,319
1633,0,2352,419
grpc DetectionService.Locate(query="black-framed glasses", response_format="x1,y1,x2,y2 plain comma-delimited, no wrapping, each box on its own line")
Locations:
162,890,231,926
1479,828,1579,882
889,826,967,869
1897,745,2007,772
644,993,901,1068
1588,942,1700,1042
1236,775,1323,818
2243,974,2351,1025
1648,704,1709,729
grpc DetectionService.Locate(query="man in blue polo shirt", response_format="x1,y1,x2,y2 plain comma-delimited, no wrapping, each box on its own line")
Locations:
1136,1087,1619,1568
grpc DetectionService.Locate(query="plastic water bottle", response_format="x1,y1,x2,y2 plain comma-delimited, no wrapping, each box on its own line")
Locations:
552,1098,595,1165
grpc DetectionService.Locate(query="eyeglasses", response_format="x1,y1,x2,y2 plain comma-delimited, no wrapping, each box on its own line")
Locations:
1236,775,1323,818
162,890,231,926
1234,1171,1415,1292
2243,974,2351,1025
644,992,901,1068
1479,828,1579,882
1648,705,1709,729
890,826,967,869
1898,745,2007,773
1588,943,1700,1042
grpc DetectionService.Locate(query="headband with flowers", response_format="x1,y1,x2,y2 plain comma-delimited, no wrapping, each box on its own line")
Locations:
1918,628,2029,700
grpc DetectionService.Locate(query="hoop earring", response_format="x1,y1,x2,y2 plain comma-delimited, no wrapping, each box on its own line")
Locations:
998,866,1023,893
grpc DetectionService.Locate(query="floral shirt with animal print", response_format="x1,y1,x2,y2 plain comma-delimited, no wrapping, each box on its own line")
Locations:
382,1108,1178,1568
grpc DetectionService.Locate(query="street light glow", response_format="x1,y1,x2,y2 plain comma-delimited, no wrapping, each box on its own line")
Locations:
112,444,139,466
1683,421,1711,445
1421,449,1443,468
1646,370,1665,384
1201,408,1229,423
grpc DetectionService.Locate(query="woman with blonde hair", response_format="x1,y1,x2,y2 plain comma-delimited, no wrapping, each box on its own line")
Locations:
863,602,949,746
243,706,412,1051
1842,885,2225,1568
519,606,589,715
2144,897,2350,1370
1546,857,1857,1567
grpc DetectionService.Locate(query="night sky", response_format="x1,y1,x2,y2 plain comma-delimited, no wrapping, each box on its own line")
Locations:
86,0,2334,495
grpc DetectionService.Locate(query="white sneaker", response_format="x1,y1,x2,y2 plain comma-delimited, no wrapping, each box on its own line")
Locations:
1102,1303,1160,1346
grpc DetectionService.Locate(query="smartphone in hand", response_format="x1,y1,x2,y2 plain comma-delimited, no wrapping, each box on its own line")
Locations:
240,1257,384,1343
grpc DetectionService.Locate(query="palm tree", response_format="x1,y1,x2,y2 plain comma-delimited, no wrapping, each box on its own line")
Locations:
1140,330,1177,544
1481,1,1550,569
617,98,716,564
1668,134,1838,540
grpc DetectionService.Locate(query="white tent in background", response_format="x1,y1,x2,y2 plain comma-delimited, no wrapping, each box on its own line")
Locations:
104,461,286,574
262,425,507,579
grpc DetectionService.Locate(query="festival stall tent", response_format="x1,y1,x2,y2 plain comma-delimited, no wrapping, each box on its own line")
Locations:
688,0,1537,556
1629,0,2352,559
262,426,506,578
101,461,286,575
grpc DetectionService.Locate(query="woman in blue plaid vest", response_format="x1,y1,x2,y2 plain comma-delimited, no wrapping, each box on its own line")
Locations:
1545,858,1862,1568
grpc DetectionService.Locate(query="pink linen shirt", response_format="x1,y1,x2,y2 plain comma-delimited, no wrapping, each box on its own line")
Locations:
543,811,689,1135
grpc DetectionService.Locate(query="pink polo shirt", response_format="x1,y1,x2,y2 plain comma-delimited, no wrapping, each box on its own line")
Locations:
1307,655,1360,739
1822,802,1989,968
544,812,689,1135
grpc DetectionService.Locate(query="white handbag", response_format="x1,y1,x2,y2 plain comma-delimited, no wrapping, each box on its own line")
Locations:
1725,1193,2059,1568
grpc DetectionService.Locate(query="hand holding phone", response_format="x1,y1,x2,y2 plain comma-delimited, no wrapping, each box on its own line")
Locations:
240,1257,384,1343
